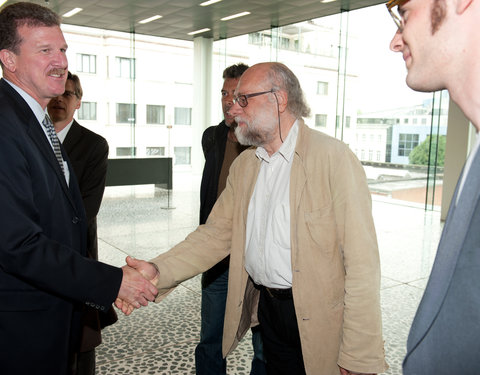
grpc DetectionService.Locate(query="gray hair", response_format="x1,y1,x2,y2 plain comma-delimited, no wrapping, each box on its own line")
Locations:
267,63,311,118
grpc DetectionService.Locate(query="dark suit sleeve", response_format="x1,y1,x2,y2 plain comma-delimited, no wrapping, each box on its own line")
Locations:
77,135,109,221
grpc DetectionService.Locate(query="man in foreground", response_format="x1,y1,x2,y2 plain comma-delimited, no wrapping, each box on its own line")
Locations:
386,0,480,373
0,3,157,374
126,62,387,375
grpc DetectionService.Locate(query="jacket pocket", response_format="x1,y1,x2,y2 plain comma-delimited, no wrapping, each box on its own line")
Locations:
304,204,337,256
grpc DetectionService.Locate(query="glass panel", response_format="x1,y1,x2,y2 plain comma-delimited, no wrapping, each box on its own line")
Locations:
78,102,97,121
146,105,165,124
174,147,191,165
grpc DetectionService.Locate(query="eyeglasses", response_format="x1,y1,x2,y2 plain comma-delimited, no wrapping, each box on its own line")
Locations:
62,90,78,99
386,0,408,31
233,89,274,108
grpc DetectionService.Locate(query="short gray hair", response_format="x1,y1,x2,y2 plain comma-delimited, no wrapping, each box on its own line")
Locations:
267,63,311,118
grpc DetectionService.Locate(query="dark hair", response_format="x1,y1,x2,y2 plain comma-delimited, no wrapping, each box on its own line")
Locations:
67,71,83,99
223,63,249,80
0,2,60,55
268,62,311,118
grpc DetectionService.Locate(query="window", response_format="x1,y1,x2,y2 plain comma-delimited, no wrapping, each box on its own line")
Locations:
345,116,351,128
403,118,409,124
413,118,418,124
317,81,328,95
174,107,192,125
398,133,419,157
78,102,97,121
376,151,381,161
116,103,136,123
76,53,96,74
115,57,135,79
174,147,191,165
146,105,165,124
378,135,382,143
368,150,373,161
315,114,327,127
422,118,427,125
146,147,165,156
116,147,136,157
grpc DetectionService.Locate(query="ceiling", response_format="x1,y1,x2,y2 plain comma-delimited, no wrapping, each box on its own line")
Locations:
4,0,385,41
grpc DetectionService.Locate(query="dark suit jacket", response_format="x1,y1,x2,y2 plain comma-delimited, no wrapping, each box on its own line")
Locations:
62,120,117,352
0,79,122,375
199,121,230,287
403,150,480,374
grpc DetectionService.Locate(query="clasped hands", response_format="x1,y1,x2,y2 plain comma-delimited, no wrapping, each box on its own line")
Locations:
115,256,160,315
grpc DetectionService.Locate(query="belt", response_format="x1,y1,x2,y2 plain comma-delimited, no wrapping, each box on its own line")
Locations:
259,285,293,300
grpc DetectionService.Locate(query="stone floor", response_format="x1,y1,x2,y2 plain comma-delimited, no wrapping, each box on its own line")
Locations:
95,172,443,375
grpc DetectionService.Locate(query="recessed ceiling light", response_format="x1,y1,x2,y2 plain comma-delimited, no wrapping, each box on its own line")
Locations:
220,11,250,21
200,0,223,6
62,8,83,18
139,15,163,24
320,0,337,3
188,28,211,36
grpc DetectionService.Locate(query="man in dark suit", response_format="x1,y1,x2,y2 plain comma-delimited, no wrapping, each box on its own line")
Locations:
387,0,480,373
195,63,266,375
0,3,157,375
48,71,115,375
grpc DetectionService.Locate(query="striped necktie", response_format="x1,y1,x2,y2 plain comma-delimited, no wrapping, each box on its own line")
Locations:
42,114,65,175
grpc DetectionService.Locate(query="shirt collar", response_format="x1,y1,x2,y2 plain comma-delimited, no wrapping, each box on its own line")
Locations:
256,119,299,163
4,78,46,126
56,119,74,143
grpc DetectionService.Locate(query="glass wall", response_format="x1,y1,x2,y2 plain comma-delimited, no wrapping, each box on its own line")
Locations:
0,3,446,209
212,4,448,210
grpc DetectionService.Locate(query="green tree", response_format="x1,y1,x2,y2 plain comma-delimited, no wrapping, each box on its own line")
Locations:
409,135,446,166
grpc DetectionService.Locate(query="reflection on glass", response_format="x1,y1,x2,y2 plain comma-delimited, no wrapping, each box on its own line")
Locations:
57,3,447,208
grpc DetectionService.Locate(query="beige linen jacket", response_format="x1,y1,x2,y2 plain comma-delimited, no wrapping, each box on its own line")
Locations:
151,120,388,374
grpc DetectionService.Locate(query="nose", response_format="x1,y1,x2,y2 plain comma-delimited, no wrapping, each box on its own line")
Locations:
389,29,404,52
229,99,242,117
224,93,234,105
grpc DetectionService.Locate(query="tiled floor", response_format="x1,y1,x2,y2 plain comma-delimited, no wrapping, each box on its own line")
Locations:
96,172,443,375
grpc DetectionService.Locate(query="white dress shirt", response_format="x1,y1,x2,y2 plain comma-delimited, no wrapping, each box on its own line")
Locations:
245,120,299,289
56,120,74,143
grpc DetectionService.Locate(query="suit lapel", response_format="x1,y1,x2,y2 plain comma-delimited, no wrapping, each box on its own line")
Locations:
408,150,480,350
25,111,78,214
62,120,82,154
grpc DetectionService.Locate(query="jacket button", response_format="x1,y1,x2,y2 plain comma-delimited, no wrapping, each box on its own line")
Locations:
72,216,79,224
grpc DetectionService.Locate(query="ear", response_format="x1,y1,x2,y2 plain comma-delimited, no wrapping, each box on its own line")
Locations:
274,89,288,113
455,0,473,14
75,99,81,110
0,49,17,73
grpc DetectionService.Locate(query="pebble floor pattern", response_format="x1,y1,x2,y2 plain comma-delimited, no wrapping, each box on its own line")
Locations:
95,174,443,374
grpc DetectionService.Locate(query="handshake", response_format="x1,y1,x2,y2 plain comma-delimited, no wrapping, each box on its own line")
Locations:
115,256,160,316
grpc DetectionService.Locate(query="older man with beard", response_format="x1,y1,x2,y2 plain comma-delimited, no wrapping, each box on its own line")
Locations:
125,62,387,375
387,0,480,373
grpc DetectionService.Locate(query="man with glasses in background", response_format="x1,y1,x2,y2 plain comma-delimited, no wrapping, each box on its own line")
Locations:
48,71,115,375
195,63,266,375
387,0,480,373
124,62,388,375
